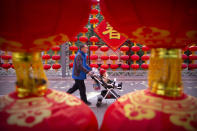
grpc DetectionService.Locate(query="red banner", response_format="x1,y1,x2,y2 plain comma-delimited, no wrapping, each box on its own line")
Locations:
94,20,127,51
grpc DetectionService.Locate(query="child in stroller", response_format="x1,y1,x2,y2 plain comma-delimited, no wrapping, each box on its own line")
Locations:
91,68,122,107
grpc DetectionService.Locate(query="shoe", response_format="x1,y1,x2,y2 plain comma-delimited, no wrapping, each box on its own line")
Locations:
85,101,92,106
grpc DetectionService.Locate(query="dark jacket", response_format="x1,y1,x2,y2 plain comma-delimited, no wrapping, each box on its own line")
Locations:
72,50,91,80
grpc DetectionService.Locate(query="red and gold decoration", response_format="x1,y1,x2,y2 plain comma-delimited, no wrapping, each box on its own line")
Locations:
90,1,99,28
1,51,12,71
131,43,140,70
181,46,188,70
0,1,98,130
100,0,197,130
110,55,119,70
100,45,109,70
42,51,51,71
120,45,129,70
94,20,127,51
90,36,99,68
141,46,150,69
51,46,61,71
69,37,78,68
188,45,197,70
79,27,89,43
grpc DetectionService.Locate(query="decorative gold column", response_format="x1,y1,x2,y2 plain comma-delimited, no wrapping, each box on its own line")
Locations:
148,48,183,97
12,52,47,98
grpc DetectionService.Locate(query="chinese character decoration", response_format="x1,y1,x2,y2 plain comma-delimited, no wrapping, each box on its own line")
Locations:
100,0,197,130
102,24,120,39
0,1,98,130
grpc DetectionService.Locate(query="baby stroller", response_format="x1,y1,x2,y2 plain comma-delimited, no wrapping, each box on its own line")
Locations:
91,68,122,107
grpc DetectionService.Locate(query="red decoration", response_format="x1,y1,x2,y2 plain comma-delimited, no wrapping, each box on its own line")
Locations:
43,64,51,70
69,63,73,68
69,55,75,60
142,46,150,52
69,46,78,51
188,64,197,69
90,36,99,42
70,37,78,42
120,55,129,61
2,63,11,69
91,9,99,15
92,0,99,6
42,54,51,60
94,20,127,51
131,46,140,52
131,54,140,61
101,64,109,69
110,55,118,60
100,56,109,60
110,64,119,69
90,63,99,68
141,63,149,69
1,55,12,60
90,55,98,60
52,55,60,61
79,36,88,43
189,46,197,51
100,0,197,48
189,55,197,60
11,64,14,69
81,27,89,33
51,46,60,52
52,63,61,70
100,46,109,52
182,54,188,60
90,18,99,24
120,46,129,52
0,0,92,52
121,64,129,69
131,64,139,69
141,55,149,61
182,64,187,69
90,45,99,51
182,46,188,52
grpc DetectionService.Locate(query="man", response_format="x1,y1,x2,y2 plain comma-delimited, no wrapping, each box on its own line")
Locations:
67,44,92,105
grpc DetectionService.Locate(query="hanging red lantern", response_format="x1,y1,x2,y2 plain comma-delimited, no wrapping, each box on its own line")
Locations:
11,64,14,69
90,55,98,60
69,46,78,51
90,36,99,43
90,63,99,68
51,46,60,52
100,46,109,52
90,45,99,51
69,63,73,68
141,55,149,61
79,36,88,43
43,64,51,70
110,55,118,60
182,54,188,60
131,46,140,52
52,63,61,70
189,46,197,52
90,9,99,15
92,0,99,6
69,55,75,60
131,54,140,61
90,18,99,24
101,64,109,69
120,55,129,61
100,56,109,60
1,55,12,60
189,55,197,60
182,64,187,69
141,63,149,69
120,46,129,52
1,63,11,69
131,64,139,69
182,46,188,52
81,27,89,34
121,64,129,70
42,54,51,60
142,46,150,52
110,64,119,69
70,37,78,42
52,55,60,61
188,64,197,69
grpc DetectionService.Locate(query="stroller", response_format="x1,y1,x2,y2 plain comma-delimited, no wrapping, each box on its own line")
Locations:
91,68,122,107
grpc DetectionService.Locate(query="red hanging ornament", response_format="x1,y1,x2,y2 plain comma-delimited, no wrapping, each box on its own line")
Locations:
189,46,197,51
101,64,109,69
141,55,149,61
90,9,99,15
182,64,187,69
131,46,140,52
110,55,118,60
1,63,11,69
189,55,197,60
90,55,98,60
90,63,99,68
110,64,119,69
100,56,109,60
52,55,60,61
69,63,73,68
120,46,129,52
142,46,150,52
43,64,51,70
1,55,12,60
121,64,129,70
131,64,139,69
188,64,197,69
51,46,60,52
79,36,88,43
42,54,51,60
141,63,149,69
120,55,129,61
69,46,78,51
131,54,140,61
69,55,75,60
52,63,61,70
90,36,99,43
90,18,99,24
182,54,188,60
100,46,109,52
70,37,78,42
90,45,99,51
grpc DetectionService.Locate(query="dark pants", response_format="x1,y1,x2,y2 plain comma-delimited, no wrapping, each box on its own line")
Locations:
67,79,88,102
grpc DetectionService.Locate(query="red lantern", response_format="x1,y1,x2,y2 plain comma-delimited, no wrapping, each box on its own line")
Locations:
100,56,109,60
131,46,140,52
52,63,61,70
131,54,140,61
92,0,99,6
81,27,89,33
69,63,73,68
90,63,99,68
11,64,14,69
51,46,60,52
120,55,129,61
131,64,139,69
70,37,78,42
100,46,109,52
101,64,109,69
69,55,75,60
90,9,99,15
120,46,129,52
141,63,149,69
110,64,119,69
188,64,197,69
110,55,118,60
1,63,11,69
90,45,99,51
42,54,51,60
90,36,99,43
142,46,150,52
141,55,149,61
182,54,188,60
52,55,60,61
79,36,88,43
182,64,187,69
43,64,51,70
90,55,98,60
90,18,99,24
189,55,197,60
182,46,188,52
69,46,78,51
121,64,129,70
189,46,197,51
1,55,12,60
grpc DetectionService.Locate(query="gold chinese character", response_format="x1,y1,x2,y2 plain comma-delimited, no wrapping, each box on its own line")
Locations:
102,24,120,39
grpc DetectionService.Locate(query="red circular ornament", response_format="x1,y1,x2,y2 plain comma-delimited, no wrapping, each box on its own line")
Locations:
52,55,60,60
100,56,109,60
81,27,89,33
69,46,78,51
90,45,99,51
141,63,149,69
131,54,140,61
189,55,197,60
142,46,150,52
131,46,140,52
189,46,197,51
188,64,197,69
131,64,139,69
110,64,119,69
101,64,109,69
182,54,188,60
51,46,60,52
90,18,99,24
42,54,51,60
141,55,149,61
1,55,12,60
110,55,118,60
69,63,73,68
70,37,78,42
2,63,11,69
79,36,88,43
90,55,98,60
90,63,99,68
69,55,75,60
90,36,99,43
91,9,99,15
100,46,109,52
182,64,187,69
43,64,51,70
120,55,129,61
121,64,129,70
120,46,129,52
52,63,61,69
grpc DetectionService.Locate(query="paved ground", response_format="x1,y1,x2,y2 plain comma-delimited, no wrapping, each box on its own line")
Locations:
0,76,197,127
